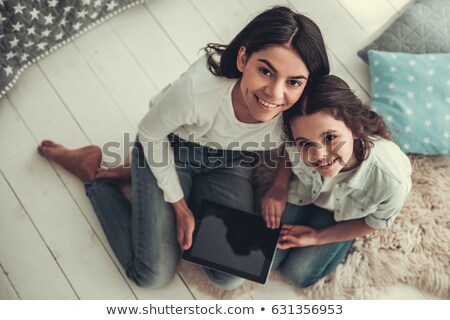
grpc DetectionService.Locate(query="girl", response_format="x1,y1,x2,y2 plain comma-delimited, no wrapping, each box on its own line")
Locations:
262,75,412,288
37,6,330,290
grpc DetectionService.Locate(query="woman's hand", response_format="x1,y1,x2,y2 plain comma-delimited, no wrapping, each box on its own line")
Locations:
261,185,287,229
277,224,319,249
172,199,195,251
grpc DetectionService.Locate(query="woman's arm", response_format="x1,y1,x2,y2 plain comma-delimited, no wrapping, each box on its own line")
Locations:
278,218,375,249
172,198,195,250
138,74,195,204
138,72,198,249
261,148,292,229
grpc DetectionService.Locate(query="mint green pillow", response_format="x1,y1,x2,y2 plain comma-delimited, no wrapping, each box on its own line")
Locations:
368,50,449,155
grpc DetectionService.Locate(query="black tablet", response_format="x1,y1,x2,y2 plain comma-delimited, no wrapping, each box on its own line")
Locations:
182,200,281,284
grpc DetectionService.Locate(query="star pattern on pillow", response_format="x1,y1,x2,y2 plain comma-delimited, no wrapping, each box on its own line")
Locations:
369,50,450,155
0,0,146,97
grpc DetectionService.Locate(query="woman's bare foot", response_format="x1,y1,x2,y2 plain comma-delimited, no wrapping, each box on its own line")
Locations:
95,165,132,183
37,140,102,183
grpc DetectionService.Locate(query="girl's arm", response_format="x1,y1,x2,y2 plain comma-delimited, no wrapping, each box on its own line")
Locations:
278,218,374,249
261,148,292,229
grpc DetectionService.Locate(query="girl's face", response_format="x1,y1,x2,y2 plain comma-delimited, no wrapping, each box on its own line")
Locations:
233,46,309,123
290,112,359,178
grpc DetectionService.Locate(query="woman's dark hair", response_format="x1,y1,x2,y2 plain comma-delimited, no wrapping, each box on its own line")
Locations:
204,6,330,82
282,75,390,161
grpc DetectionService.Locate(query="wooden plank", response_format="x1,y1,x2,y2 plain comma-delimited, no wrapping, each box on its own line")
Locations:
190,0,250,43
109,4,189,90
7,65,89,149
145,0,221,64
0,264,20,300
6,61,119,255
8,60,192,300
0,173,77,299
0,97,35,166
74,23,157,129
6,63,123,282
329,51,370,103
239,0,291,15
2,151,134,299
37,43,136,164
289,0,371,93
339,0,397,35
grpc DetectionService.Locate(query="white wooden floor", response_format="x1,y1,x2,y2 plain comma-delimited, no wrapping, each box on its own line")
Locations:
0,0,438,300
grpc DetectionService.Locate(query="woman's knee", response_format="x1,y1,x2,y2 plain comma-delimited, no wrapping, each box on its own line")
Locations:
127,260,178,288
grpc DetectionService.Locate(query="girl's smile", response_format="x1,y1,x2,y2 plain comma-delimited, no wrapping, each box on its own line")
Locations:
315,157,340,173
232,45,309,123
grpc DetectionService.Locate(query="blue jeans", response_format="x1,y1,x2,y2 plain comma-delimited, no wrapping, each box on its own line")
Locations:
85,135,254,289
271,203,354,288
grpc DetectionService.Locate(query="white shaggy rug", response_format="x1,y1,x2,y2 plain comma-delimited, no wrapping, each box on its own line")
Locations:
178,154,450,299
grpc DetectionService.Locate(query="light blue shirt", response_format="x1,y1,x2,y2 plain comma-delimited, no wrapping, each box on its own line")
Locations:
286,138,412,229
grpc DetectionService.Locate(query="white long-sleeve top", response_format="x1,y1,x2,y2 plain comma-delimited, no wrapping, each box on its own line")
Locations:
138,56,283,203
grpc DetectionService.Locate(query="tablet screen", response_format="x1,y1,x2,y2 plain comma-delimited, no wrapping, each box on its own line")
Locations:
182,200,281,284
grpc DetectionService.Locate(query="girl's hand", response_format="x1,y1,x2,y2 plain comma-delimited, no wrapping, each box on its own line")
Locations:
172,199,195,251
277,224,319,249
261,185,287,229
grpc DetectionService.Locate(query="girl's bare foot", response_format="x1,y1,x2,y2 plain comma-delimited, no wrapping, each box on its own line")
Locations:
37,140,102,183
95,165,132,183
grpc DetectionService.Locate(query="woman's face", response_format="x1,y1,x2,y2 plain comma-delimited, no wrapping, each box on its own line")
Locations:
233,46,309,123
290,112,359,178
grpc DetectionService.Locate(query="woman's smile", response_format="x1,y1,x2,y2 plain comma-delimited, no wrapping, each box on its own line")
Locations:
255,94,284,110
